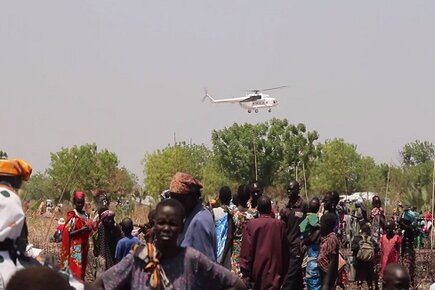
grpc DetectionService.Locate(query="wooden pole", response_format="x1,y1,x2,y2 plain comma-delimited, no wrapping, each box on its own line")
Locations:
302,162,308,201
385,166,391,217
253,140,258,182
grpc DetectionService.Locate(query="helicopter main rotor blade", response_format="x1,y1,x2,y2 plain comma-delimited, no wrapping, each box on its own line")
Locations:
246,85,288,93
260,85,288,92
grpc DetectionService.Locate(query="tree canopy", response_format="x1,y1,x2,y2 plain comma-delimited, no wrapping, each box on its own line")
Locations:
211,118,320,188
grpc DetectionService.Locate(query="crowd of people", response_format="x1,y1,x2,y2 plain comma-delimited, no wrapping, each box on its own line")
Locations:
0,158,434,290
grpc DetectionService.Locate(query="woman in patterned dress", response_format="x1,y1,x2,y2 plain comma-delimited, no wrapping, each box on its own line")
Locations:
61,191,94,280
231,185,256,276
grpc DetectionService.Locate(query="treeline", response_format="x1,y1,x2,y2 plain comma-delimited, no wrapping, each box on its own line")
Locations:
3,118,435,211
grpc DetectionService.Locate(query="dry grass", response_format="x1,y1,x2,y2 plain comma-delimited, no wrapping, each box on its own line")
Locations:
26,203,150,282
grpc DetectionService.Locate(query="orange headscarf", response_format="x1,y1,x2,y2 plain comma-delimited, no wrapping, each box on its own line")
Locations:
0,159,32,181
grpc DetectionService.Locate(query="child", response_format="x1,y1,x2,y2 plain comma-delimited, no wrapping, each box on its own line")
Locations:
351,223,379,290
114,217,140,262
318,212,340,290
382,263,410,290
299,197,321,290
380,221,401,278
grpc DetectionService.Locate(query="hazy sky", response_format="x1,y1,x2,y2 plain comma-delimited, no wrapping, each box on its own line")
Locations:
2,1,435,181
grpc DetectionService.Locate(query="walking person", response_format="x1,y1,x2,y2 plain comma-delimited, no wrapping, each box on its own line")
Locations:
398,207,417,288
371,196,386,290
239,196,288,290
351,224,379,290
380,221,401,279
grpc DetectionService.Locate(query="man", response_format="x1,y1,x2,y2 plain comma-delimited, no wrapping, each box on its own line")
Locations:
115,218,141,262
169,172,217,261
239,196,288,290
280,180,308,290
249,182,263,210
213,186,234,269
382,263,410,290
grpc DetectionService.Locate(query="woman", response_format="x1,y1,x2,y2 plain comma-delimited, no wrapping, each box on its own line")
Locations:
231,185,256,276
90,198,246,290
93,210,122,277
380,221,401,278
61,191,93,280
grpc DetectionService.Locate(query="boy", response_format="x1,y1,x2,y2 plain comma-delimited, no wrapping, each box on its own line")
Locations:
351,223,379,290
115,217,141,262
318,212,339,290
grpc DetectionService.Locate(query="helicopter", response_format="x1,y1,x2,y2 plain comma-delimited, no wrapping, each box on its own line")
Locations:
202,86,286,113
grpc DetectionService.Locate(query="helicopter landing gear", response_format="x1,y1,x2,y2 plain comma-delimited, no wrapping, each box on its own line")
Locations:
248,110,252,113
268,108,272,112
255,109,259,113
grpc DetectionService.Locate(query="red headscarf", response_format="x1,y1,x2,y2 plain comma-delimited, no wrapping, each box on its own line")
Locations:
73,191,85,201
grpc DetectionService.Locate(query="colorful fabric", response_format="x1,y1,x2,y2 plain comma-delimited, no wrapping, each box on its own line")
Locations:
60,210,91,280
306,243,321,290
93,221,122,276
215,211,229,259
239,215,288,290
178,202,217,261
169,172,203,194
0,159,32,181
299,212,319,238
231,207,256,276
318,232,339,273
371,207,385,244
102,247,238,290
380,234,401,278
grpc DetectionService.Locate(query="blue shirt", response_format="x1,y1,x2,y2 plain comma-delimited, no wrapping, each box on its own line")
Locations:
115,235,141,260
178,202,217,261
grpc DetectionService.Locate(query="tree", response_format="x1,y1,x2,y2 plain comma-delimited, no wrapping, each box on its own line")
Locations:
47,143,121,199
400,140,435,166
211,118,320,188
143,143,211,198
0,150,8,159
22,172,53,200
310,139,382,194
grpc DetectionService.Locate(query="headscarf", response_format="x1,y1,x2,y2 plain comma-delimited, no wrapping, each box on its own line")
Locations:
169,172,203,194
73,191,85,201
0,186,25,242
133,243,173,290
0,159,32,181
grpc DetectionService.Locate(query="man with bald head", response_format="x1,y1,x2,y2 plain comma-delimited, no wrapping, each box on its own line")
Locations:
239,195,288,289
382,263,410,290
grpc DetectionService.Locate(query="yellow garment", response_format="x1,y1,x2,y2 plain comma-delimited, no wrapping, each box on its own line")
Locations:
0,159,32,181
